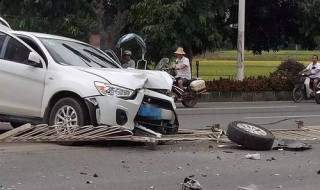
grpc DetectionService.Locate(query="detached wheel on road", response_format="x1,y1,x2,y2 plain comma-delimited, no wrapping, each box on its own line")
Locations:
227,121,275,150
49,97,88,145
292,86,304,103
316,94,320,104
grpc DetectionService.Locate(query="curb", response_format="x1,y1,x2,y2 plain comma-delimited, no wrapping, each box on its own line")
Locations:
199,91,292,102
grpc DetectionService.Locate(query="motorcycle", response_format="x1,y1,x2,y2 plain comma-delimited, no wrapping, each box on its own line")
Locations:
315,83,320,104
156,58,207,108
292,72,317,102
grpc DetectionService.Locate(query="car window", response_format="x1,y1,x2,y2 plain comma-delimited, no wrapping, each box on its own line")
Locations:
4,37,31,64
17,35,48,65
39,38,121,68
0,32,5,51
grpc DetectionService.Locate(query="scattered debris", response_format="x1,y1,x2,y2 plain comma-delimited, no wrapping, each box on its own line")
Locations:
217,155,222,160
189,175,195,178
274,140,312,151
238,184,259,190
266,157,276,161
223,151,233,153
80,172,87,175
201,174,207,177
182,177,203,190
86,180,93,184
295,120,304,129
208,145,213,149
177,166,183,170
93,173,99,178
317,170,320,175
245,153,261,160
278,185,283,189
217,145,229,148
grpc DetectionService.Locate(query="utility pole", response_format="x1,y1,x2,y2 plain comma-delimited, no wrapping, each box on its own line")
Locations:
236,0,245,80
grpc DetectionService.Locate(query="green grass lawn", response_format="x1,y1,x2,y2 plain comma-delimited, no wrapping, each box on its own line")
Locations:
192,50,314,80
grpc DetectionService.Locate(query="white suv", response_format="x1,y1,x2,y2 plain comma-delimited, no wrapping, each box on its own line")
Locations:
0,22,178,134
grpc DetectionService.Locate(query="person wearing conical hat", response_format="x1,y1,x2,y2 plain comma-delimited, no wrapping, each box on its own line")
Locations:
171,47,191,89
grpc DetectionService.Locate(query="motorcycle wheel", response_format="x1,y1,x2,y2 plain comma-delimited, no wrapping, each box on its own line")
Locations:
292,86,304,103
182,98,198,108
316,94,320,104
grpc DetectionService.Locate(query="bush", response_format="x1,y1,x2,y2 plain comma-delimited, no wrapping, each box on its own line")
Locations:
206,76,292,92
271,59,305,86
205,59,303,92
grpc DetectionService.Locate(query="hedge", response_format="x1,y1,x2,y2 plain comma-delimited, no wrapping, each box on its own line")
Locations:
205,76,293,92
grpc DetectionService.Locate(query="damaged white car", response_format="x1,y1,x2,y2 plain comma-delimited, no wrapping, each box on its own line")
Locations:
0,21,179,135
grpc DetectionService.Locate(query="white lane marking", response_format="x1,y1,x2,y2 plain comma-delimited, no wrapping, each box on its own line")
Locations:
245,115,320,119
178,106,297,111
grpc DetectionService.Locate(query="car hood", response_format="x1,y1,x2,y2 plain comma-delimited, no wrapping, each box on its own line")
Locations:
76,67,173,90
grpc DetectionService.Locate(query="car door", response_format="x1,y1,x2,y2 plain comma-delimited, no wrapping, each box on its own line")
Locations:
0,30,46,118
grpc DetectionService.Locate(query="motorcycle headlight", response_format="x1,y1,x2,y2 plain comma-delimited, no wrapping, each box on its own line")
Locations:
94,82,135,99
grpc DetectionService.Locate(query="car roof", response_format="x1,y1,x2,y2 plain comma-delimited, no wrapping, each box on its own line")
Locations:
10,31,87,45
0,18,12,32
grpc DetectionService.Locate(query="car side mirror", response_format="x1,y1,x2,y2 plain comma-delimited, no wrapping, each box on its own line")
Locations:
28,52,42,66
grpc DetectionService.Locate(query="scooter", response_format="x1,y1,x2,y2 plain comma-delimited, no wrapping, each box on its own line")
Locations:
156,58,207,108
292,72,316,102
315,83,320,104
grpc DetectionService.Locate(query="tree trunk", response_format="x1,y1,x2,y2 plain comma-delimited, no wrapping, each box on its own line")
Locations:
101,10,130,51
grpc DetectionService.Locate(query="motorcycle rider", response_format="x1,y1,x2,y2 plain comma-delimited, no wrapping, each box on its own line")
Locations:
164,47,191,89
300,55,320,93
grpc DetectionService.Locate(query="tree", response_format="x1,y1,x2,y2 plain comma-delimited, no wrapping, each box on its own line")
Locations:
131,0,236,63
227,0,298,54
294,0,320,50
0,0,96,41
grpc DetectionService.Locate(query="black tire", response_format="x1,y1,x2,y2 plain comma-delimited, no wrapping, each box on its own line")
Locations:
316,94,320,104
10,122,25,128
164,124,179,135
49,97,88,146
292,86,304,103
227,121,275,150
181,94,198,108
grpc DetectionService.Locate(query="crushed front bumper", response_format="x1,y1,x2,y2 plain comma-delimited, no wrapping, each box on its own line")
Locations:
84,89,178,133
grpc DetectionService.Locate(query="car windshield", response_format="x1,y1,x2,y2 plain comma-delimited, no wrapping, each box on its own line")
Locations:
39,38,121,68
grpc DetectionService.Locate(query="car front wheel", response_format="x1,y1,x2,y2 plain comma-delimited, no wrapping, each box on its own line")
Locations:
49,97,86,127
49,97,87,145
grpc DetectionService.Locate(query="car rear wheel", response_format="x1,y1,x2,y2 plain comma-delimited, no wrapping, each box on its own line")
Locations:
49,97,87,145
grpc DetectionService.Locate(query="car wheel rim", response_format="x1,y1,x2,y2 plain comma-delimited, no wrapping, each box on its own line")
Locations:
236,123,267,136
54,105,78,127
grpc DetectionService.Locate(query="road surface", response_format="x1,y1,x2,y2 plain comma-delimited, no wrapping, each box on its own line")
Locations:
177,101,320,130
0,101,320,190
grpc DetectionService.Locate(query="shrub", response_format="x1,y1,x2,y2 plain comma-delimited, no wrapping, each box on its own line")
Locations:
205,60,302,92
271,59,305,86
206,76,291,92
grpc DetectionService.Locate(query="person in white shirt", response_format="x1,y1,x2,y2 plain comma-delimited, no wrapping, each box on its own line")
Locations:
165,47,191,89
122,50,135,69
300,55,320,92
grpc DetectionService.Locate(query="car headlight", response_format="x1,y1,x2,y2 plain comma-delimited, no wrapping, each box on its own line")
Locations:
94,82,135,98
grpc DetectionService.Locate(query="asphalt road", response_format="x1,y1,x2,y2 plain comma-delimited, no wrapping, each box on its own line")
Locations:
177,101,320,130
0,101,320,190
